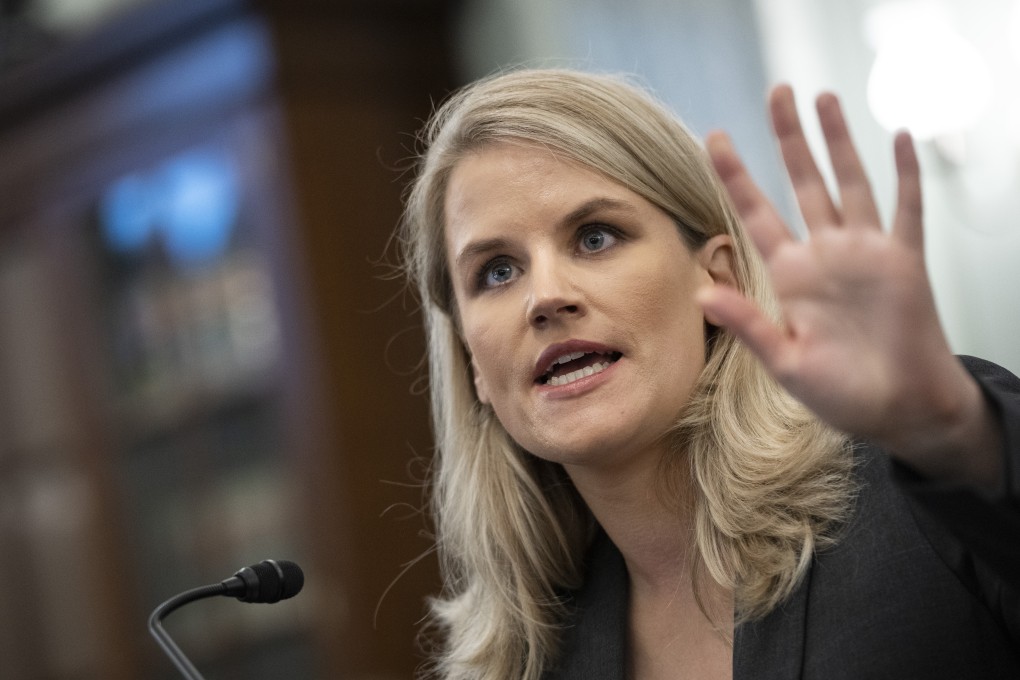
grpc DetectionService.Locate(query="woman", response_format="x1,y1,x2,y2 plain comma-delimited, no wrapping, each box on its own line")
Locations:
399,69,1019,679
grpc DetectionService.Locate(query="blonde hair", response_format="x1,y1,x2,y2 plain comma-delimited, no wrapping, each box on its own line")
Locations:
400,69,853,680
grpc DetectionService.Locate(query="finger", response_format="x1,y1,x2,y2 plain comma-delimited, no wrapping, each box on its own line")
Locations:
815,93,882,229
706,130,792,260
697,284,790,373
769,84,841,229
891,131,924,251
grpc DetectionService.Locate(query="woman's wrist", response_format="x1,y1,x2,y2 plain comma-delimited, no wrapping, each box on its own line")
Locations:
885,374,1004,494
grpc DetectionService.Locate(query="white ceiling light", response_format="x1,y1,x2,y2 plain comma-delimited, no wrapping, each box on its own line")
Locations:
865,0,992,140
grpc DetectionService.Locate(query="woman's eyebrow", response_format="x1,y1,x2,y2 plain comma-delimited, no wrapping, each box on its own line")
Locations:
560,197,638,226
454,237,510,270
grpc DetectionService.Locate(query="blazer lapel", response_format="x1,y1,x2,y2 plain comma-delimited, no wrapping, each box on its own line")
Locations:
733,560,812,680
544,532,629,680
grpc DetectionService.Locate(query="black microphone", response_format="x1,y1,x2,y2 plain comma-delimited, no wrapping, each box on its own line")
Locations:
148,559,305,679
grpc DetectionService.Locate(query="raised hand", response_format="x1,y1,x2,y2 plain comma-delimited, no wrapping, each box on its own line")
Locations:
699,85,1002,490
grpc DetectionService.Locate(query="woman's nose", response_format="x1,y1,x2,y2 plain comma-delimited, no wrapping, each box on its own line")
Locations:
526,258,584,326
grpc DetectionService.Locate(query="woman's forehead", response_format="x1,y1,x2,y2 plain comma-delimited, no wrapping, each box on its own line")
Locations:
443,145,646,238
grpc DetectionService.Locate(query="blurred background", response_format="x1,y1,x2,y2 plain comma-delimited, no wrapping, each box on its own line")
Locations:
0,0,1016,678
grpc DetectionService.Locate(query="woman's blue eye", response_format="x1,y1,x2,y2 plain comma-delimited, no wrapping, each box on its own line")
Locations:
580,226,617,252
480,260,516,288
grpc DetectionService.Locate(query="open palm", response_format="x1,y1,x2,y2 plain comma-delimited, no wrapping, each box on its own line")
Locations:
700,85,1001,489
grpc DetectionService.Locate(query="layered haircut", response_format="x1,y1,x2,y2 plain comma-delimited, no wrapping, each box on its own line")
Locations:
400,69,854,680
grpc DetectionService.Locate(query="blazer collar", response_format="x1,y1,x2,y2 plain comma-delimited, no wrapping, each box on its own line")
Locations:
544,531,628,679
546,531,813,680
733,560,812,680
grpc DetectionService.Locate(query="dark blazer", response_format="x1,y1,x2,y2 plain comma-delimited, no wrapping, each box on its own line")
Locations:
544,357,1020,679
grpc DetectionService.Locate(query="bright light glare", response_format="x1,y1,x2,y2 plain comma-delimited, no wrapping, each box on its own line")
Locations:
865,1,991,139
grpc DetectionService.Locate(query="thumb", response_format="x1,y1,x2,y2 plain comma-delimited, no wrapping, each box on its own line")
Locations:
697,285,786,369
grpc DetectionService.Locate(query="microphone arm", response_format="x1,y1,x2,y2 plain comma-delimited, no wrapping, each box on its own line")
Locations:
148,559,305,680
148,583,227,680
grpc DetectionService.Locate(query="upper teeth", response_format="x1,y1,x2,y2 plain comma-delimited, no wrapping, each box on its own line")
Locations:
554,351,587,366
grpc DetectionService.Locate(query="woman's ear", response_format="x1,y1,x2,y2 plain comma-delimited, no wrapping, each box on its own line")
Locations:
453,313,491,405
472,359,491,405
698,234,737,288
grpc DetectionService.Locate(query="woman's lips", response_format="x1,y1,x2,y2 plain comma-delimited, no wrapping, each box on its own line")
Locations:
533,340,623,385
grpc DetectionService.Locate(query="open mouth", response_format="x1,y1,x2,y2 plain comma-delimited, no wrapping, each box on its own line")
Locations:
537,350,622,387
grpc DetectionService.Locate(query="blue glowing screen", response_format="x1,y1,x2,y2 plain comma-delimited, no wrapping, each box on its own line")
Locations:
99,148,240,266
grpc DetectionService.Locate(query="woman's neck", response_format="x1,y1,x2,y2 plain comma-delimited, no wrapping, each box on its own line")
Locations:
564,447,695,591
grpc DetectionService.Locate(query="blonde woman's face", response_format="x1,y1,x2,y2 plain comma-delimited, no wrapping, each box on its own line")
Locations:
443,143,733,476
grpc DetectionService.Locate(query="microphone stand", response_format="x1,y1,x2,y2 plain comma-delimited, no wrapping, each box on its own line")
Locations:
148,582,228,680
149,559,303,678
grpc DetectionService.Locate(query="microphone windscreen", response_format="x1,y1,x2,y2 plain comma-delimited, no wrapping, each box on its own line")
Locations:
272,560,304,600
236,559,304,603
